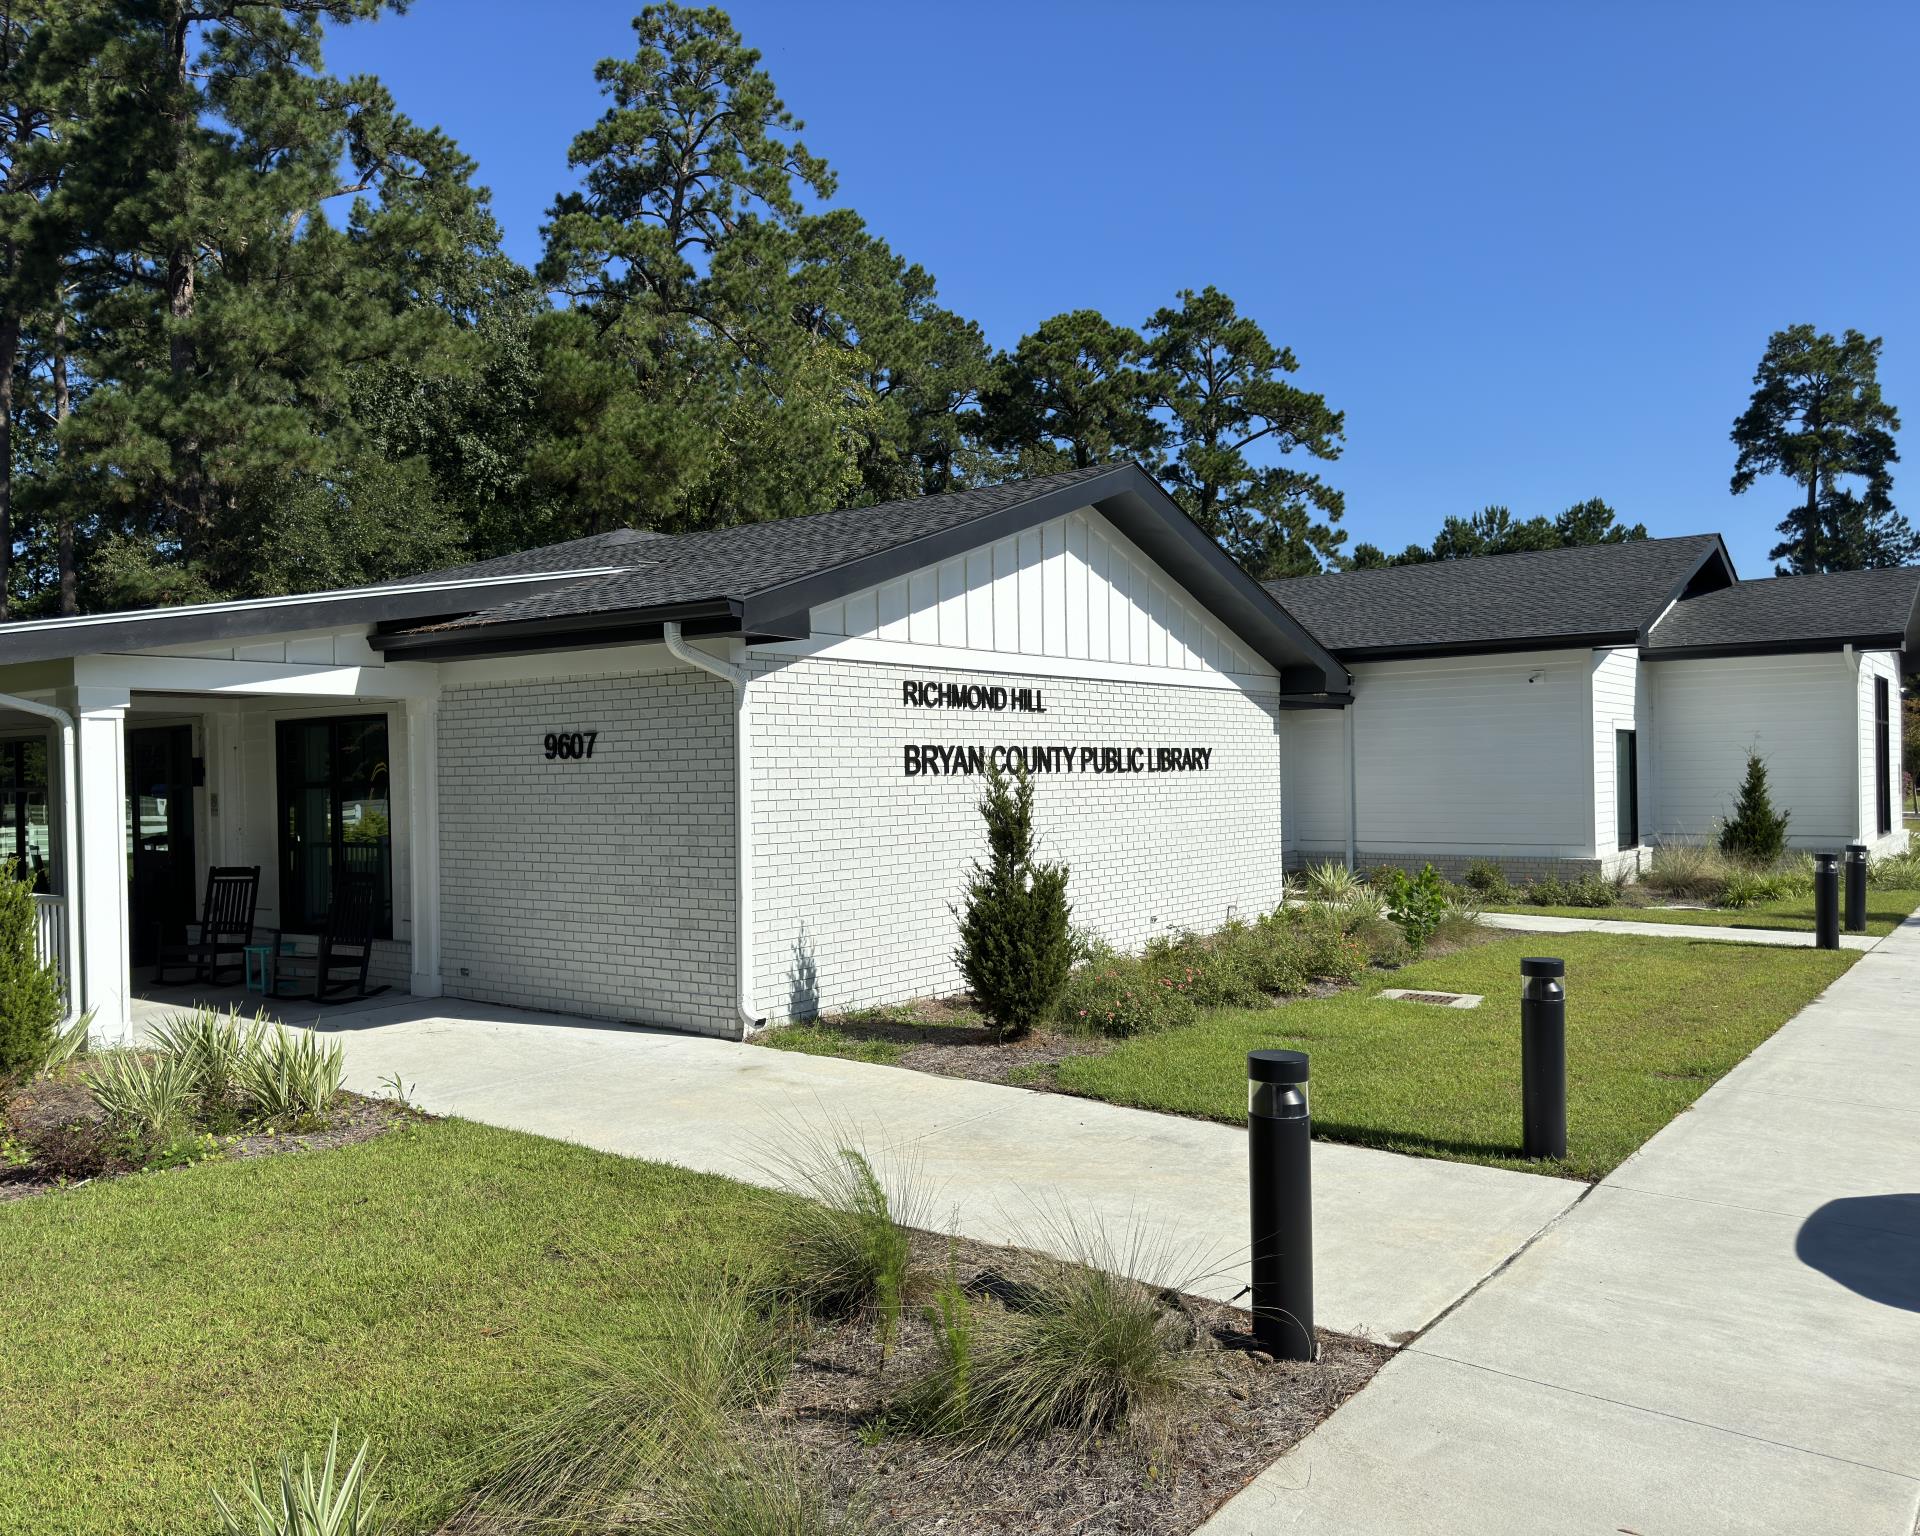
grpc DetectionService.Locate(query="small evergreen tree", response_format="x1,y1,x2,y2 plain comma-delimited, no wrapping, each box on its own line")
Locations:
1719,751,1792,865
0,860,62,1079
953,761,1072,1040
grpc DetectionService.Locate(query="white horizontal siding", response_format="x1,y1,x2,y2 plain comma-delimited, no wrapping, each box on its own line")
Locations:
1289,649,1596,861
1590,648,1639,854
1646,653,1855,847
1857,650,1908,854
808,507,1274,684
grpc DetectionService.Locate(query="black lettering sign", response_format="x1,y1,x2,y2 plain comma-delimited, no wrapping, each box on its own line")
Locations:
900,678,1048,714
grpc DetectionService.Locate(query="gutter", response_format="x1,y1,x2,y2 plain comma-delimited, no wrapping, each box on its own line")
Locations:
0,691,83,1027
662,622,765,1041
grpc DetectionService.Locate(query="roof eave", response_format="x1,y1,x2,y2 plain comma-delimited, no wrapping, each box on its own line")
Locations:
1641,633,1910,663
1333,631,1641,664
368,598,768,662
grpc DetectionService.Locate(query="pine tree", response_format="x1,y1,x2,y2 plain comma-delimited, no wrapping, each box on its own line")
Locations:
0,862,61,1078
953,761,1072,1040
1719,751,1792,865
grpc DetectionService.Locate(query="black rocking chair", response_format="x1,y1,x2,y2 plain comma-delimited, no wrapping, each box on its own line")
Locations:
274,868,391,1005
154,865,261,986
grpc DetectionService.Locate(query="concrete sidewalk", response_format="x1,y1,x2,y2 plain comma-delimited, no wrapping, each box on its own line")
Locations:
1202,913,1920,1535
171,995,1586,1345
1481,908,1881,949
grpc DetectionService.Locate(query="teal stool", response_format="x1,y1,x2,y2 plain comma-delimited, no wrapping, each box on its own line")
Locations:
244,943,275,995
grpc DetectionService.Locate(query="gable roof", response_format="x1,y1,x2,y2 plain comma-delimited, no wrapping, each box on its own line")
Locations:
1262,535,1730,660
1644,565,1920,661
372,462,1350,695
0,464,1350,698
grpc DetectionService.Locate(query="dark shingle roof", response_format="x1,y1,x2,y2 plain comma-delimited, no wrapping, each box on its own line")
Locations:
1646,566,1920,653
1263,535,1726,657
415,465,1119,630
379,527,666,586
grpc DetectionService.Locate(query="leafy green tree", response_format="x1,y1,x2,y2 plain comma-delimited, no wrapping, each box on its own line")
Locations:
0,858,61,1078
978,309,1161,475
1719,750,1791,865
1144,286,1346,578
44,0,501,605
1356,497,1645,568
953,760,1072,1041
1731,325,1911,573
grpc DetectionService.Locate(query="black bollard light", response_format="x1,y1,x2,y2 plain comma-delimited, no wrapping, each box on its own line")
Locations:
1247,1048,1315,1362
1813,852,1840,950
1520,957,1567,1161
1844,842,1869,934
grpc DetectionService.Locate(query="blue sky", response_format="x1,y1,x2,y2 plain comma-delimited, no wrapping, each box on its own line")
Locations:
329,1,1918,574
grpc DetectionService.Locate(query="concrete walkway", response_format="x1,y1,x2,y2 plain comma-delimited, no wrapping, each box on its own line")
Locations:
136,993,1583,1345
1482,908,1881,950
1201,913,1920,1535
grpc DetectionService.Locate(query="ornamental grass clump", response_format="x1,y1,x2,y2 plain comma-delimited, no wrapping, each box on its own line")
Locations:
896,1222,1201,1455
87,1049,197,1143
238,1024,345,1129
762,1129,923,1354
953,760,1072,1040
150,1006,262,1124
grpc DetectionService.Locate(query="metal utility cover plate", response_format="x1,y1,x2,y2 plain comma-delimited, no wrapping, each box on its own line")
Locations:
1378,988,1485,1009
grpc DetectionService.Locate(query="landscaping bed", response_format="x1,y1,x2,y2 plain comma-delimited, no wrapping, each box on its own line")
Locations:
760,1230,1386,1536
1485,885,1920,937
763,928,1856,1182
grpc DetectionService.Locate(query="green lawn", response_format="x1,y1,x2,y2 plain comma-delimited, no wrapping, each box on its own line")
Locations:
0,1118,780,1535
1054,932,1857,1180
1486,889,1920,937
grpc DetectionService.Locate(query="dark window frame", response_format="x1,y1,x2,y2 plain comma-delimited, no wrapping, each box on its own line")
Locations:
1875,676,1893,838
1614,728,1640,851
275,714,393,940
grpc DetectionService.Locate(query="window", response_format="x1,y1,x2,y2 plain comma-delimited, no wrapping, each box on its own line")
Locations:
1877,677,1893,838
276,715,392,938
1614,729,1639,850
1,736,51,891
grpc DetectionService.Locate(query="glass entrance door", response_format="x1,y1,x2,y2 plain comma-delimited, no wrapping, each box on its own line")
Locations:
127,725,197,967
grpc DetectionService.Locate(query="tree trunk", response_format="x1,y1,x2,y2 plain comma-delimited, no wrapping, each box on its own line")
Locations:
53,299,74,614
0,305,17,622
165,3,206,555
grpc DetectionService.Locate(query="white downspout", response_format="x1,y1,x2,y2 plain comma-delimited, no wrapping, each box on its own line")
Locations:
0,691,83,1026
1344,695,1358,872
662,622,764,1040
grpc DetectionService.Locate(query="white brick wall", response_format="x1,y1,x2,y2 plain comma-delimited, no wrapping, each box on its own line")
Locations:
438,666,738,1035
748,653,1286,1021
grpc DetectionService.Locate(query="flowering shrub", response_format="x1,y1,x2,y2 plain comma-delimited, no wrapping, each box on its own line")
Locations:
1056,959,1200,1038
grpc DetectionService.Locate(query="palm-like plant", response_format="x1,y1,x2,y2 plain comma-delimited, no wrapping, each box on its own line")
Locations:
212,1425,384,1536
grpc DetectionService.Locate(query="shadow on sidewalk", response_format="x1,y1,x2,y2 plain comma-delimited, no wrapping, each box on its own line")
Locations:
1796,1195,1920,1311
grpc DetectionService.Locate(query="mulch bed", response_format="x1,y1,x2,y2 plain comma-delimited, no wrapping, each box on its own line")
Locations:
0,1077,417,1204
764,1230,1388,1535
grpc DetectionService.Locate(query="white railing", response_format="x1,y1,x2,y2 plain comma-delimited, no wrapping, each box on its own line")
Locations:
33,893,69,994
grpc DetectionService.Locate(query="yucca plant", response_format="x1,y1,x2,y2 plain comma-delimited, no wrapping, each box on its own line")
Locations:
38,1008,96,1075
238,1025,345,1128
212,1424,385,1536
1297,860,1361,904
87,1049,196,1141
150,1006,262,1117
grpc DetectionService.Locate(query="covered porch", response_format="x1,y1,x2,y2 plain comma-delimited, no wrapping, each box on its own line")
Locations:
2,639,445,1043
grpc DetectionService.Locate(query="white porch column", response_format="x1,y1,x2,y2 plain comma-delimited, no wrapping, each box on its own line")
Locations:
64,686,133,1042
405,695,442,998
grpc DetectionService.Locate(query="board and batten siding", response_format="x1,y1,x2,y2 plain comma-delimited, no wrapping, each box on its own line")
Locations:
1283,648,1598,873
1644,652,1859,848
806,506,1271,684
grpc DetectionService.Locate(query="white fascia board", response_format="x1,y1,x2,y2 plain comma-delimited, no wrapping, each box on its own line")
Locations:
0,566,628,642
74,652,441,699
755,633,1285,695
